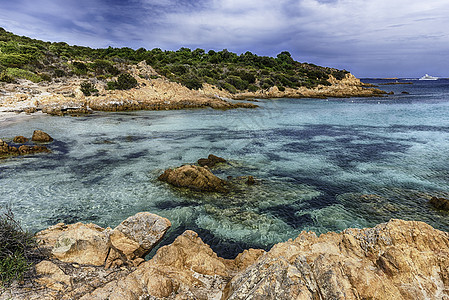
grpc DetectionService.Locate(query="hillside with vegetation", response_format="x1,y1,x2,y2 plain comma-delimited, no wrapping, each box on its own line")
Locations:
0,27,349,94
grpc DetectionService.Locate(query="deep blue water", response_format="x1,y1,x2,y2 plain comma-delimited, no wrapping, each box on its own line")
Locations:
1,78,449,258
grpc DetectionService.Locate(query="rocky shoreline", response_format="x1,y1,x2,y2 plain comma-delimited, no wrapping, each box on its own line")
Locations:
2,213,449,299
0,62,385,116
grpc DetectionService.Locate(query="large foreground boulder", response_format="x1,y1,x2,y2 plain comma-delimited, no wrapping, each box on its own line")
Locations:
110,212,172,261
36,212,171,267
224,219,449,299
70,219,449,300
82,230,264,300
158,164,227,192
7,217,449,299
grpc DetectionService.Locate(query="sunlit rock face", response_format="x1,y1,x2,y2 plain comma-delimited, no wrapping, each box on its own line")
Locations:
38,218,448,300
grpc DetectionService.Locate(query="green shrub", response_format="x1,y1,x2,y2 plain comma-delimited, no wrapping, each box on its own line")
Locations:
106,81,116,90
54,69,66,77
6,68,42,83
226,75,248,91
248,84,259,92
72,61,88,75
80,81,98,96
39,73,52,82
219,81,237,94
115,73,138,90
0,53,33,67
180,76,203,90
91,60,119,76
0,72,15,83
332,70,348,80
0,206,37,287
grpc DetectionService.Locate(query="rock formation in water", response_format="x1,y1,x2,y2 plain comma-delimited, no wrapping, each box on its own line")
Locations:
0,135,51,157
429,196,449,211
3,215,449,300
197,154,227,168
158,164,228,192
31,130,53,143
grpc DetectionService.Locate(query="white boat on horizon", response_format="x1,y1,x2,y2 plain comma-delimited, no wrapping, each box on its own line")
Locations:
419,74,438,80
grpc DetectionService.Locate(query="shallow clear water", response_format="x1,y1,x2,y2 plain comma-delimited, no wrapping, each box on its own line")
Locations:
1,79,449,258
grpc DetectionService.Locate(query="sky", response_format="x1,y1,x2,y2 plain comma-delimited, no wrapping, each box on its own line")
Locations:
1,0,448,78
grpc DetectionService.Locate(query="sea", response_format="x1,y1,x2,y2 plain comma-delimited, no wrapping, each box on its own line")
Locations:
1,78,449,258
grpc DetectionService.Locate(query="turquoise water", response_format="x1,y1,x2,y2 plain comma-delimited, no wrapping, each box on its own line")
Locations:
1,79,449,258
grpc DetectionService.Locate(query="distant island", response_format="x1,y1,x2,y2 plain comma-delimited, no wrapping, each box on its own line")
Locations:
0,27,385,115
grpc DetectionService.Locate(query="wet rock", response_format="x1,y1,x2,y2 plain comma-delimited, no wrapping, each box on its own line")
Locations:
13,135,29,143
23,107,37,114
429,196,449,210
18,144,51,155
197,154,227,168
246,176,256,185
110,212,171,261
32,130,53,143
0,139,19,156
158,164,227,192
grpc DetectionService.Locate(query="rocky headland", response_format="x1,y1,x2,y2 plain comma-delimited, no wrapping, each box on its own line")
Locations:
2,213,449,300
0,62,385,116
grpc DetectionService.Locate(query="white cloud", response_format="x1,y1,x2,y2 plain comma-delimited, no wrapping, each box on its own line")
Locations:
1,0,448,76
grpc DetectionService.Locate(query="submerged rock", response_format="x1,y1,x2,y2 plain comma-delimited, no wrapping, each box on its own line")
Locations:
13,135,29,143
429,196,449,210
197,154,227,168
18,144,51,155
0,139,19,156
32,130,53,142
158,164,227,192
1,137,51,157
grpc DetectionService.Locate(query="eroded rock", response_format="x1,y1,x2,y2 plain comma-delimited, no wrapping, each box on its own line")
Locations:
197,154,227,168
83,230,264,300
0,139,19,156
110,212,171,261
224,219,449,300
50,223,111,266
35,212,171,269
32,130,53,142
13,135,29,143
158,164,227,192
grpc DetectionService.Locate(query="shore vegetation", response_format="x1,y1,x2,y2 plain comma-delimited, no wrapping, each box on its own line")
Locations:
0,206,40,289
0,27,349,94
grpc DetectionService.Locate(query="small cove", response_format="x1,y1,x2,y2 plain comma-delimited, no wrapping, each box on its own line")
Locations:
1,79,449,258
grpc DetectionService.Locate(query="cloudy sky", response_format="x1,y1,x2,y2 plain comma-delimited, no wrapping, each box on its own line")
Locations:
1,0,448,77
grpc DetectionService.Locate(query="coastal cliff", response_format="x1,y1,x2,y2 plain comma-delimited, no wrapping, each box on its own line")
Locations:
2,214,449,299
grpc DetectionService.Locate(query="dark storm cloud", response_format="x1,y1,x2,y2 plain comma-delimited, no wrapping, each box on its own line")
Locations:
0,0,448,77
